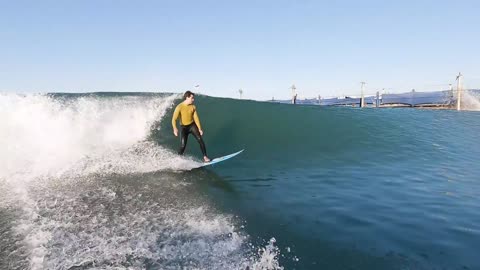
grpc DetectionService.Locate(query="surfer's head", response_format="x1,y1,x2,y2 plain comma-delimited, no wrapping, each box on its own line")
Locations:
183,91,195,104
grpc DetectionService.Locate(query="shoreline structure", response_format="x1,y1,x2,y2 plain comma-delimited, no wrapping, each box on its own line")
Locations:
271,73,480,111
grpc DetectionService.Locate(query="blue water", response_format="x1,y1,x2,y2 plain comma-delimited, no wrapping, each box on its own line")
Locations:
1,93,479,269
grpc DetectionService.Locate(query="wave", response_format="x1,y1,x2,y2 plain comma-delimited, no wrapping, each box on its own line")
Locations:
0,93,283,269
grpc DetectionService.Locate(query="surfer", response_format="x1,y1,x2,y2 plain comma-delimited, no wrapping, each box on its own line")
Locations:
172,91,211,162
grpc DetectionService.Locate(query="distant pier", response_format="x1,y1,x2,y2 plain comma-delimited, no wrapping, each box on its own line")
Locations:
271,74,480,110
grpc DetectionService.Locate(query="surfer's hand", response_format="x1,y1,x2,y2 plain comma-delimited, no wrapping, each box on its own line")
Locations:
173,128,178,136
199,129,204,136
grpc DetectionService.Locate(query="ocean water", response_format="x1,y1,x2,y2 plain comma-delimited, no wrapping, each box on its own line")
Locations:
1,92,479,270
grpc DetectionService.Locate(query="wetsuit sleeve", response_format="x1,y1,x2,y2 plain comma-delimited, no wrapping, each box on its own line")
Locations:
172,105,180,129
193,106,202,131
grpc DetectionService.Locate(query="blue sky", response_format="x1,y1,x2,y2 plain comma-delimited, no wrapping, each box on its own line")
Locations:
1,0,479,100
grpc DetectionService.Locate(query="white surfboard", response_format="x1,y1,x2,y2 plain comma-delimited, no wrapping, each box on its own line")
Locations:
199,149,244,167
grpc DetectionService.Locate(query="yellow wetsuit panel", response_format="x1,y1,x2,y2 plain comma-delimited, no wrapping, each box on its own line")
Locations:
171,103,202,130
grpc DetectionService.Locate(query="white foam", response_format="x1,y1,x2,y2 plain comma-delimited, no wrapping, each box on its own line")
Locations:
252,238,284,270
24,183,283,269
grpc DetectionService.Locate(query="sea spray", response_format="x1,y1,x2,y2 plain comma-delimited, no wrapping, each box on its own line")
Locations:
461,90,480,111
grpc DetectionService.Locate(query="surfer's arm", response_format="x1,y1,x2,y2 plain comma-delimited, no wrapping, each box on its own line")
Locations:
193,106,203,132
172,105,180,135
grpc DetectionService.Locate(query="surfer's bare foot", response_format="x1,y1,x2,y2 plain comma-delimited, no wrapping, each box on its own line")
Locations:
203,156,211,163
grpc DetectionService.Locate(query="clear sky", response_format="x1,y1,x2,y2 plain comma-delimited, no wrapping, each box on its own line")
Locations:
1,0,479,100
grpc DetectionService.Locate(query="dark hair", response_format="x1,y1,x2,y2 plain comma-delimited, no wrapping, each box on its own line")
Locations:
183,91,195,99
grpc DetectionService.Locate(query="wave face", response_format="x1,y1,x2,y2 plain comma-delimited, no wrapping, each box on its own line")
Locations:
0,93,282,270
159,95,480,270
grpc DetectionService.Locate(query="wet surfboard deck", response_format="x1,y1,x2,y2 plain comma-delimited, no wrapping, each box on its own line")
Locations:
198,149,244,168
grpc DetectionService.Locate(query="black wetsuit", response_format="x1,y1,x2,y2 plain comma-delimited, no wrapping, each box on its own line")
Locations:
179,123,207,156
